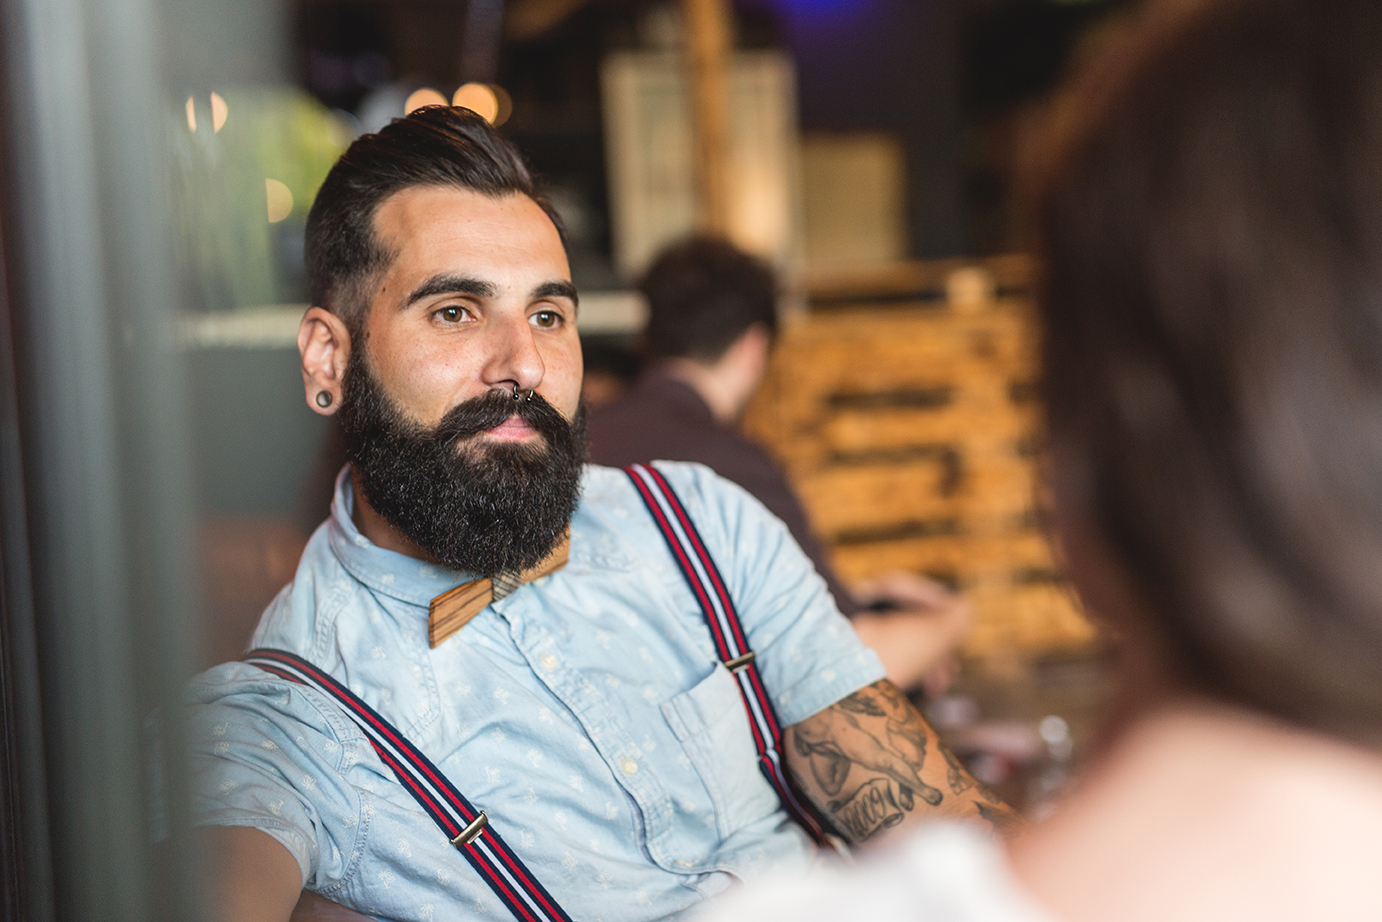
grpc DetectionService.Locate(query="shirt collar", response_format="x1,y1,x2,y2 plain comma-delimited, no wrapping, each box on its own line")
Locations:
326,466,483,607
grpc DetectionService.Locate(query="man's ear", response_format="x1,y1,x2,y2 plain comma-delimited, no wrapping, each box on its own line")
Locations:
730,323,773,391
299,307,352,416
738,323,772,371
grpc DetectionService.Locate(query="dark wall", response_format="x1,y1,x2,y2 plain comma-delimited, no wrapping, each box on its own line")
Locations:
189,347,334,520
744,0,966,257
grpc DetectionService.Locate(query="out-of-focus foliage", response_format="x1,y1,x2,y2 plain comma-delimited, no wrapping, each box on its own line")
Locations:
170,87,352,311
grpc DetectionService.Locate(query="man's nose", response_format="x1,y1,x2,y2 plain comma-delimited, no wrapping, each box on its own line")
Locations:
480,311,545,396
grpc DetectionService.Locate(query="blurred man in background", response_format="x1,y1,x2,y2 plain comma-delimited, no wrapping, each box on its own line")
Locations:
588,237,970,693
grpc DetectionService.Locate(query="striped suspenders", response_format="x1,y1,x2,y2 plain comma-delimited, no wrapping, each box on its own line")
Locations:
239,465,832,921
241,649,574,922
624,463,836,846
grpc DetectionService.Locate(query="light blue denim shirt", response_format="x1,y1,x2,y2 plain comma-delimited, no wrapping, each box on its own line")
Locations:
189,462,884,921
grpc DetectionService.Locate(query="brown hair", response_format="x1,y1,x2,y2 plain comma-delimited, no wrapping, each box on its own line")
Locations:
305,106,564,334
639,236,779,363
1032,0,1382,742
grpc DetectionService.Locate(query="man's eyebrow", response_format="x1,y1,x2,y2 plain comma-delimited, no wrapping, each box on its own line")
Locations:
402,274,497,309
532,280,579,309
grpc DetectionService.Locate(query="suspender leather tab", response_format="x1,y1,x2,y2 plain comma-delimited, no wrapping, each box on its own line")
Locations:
723,650,756,673
451,810,489,848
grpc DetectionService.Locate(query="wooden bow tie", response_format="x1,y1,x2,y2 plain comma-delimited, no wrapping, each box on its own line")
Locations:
427,534,570,648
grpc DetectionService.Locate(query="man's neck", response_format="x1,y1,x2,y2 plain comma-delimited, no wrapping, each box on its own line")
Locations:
349,466,434,562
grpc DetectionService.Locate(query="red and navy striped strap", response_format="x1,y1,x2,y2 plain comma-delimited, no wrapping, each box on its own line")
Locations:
241,648,575,922
623,463,836,846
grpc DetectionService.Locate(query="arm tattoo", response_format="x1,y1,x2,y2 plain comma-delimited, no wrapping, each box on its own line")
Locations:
784,680,1012,843
974,799,1021,832
835,695,888,718
827,778,906,841
941,745,974,796
790,695,943,808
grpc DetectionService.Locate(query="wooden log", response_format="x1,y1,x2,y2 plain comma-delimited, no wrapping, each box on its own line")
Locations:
818,403,1036,456
776,308,1033,362
803,254,1038,304
829,529,1060,582
794,461,961,536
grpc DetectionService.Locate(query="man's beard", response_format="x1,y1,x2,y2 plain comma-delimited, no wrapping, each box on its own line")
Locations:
338,357,586,576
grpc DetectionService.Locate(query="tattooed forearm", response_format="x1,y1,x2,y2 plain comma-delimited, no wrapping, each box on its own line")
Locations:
790,698,943,808
792,726,851,795
974,799,1021,832
836,695,888,718
941,746,973,796
784,679,1013,843
828,778,906,840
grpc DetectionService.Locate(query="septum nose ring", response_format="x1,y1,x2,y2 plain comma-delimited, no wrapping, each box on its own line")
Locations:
511,383,533,402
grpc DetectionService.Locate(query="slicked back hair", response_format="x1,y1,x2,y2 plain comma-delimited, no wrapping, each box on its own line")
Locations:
640,236,779,363
305,105,564,334
1031,0,1382,743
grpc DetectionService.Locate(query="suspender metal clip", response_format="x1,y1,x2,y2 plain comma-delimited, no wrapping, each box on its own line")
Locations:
451,810,489,848
723,650,756,673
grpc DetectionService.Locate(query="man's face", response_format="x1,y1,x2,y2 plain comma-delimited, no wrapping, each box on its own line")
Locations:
360,185,582,434
338,186,587,576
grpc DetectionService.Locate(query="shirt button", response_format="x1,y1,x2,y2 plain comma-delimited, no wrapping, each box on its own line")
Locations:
620,758,638,776
540,653,557,670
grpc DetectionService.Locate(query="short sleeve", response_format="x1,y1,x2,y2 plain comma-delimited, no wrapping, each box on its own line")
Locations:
650,462,886,726
187,662,371,891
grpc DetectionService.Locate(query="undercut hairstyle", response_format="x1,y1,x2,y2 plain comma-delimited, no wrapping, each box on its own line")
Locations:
1032,0,1382,743
304,106,564,333
640,236,779,363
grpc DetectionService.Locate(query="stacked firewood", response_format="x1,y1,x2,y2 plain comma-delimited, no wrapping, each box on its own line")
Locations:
745,256,1095,656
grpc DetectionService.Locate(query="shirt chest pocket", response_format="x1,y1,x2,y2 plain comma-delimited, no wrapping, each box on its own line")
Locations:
661,663,780,840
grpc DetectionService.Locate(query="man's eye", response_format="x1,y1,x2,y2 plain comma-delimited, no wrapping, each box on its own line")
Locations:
436,306,466,323
530,310,561,329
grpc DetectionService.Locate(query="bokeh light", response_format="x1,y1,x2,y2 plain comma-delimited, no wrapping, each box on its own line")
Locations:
491,85,513,127
404,87,448,115
452,83,499,124
210,91,228,132
185,96,197,132
265,178,294,223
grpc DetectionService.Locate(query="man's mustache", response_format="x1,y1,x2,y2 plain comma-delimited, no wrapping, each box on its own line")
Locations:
433,387,571,445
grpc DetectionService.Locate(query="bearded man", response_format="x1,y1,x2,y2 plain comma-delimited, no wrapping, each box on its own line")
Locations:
191,106,1005,922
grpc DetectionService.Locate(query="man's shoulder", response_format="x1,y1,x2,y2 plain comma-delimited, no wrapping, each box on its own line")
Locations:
580,460,759,516
187,660,359,745
577,461,781,567
245,525,363,657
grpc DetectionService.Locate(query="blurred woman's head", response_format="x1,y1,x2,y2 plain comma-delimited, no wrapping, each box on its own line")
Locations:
1034,0,1382,743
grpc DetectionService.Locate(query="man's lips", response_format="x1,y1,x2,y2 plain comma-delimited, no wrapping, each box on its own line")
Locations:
482,415,538,441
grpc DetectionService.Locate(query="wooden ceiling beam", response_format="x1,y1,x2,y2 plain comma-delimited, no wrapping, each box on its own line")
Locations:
681,0,732,235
